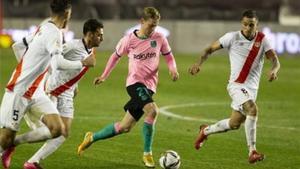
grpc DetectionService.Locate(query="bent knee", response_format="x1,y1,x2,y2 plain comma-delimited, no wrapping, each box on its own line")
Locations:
48,125,65,138
229,120,242,130
244,101,258,116
230,123,241,130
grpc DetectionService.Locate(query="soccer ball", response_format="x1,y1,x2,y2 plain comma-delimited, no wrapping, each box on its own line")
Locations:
159,150,181,169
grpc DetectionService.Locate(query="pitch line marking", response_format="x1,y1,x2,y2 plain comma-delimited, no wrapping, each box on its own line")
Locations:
159,102,297,131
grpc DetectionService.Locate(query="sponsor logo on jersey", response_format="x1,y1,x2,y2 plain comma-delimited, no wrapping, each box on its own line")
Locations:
133,52,156,60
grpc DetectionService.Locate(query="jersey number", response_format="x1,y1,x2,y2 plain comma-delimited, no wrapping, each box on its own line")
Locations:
12,110,19,121
136,87,149,101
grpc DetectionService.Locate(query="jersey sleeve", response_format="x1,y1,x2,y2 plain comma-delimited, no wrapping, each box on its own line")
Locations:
62,41,74,55
115,36,129,56
262,37,273,53
46,29,63,56
161,36,171,55
219,32,234,49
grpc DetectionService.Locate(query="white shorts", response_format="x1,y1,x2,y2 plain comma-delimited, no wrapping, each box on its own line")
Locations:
24,95,74,130
55,95,74,119
0,91,59,131
227,83,258,115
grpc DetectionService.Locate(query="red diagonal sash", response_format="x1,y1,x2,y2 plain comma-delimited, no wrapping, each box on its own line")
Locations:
235,32,265,83
50,67,89,97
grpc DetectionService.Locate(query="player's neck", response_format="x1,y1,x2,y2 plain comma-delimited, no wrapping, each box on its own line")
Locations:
241,30,256,41
137,30,150,39
83,37,93,49
50,16,65,29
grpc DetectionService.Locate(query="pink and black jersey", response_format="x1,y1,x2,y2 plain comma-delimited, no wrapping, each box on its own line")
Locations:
115,30,172,93
219,31,272,89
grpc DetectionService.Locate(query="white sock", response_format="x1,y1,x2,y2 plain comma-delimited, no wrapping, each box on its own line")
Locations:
245,115,257,154
204,119,231,135
143,151,152,156
28,136,66,163
14,126,52,145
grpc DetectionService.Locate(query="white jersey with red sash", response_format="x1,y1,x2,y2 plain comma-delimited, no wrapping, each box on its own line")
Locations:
46,39,92,98
6,22,62,99
219,31,272,89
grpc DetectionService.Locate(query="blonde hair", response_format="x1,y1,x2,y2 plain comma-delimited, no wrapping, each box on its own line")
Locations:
141,7,161,20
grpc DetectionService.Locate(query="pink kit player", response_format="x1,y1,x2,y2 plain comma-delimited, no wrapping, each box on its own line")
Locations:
77,7,179,168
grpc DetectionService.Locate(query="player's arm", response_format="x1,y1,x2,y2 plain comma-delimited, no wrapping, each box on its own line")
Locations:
94,36,128,85
94,52,121,85
265,49,280,82
163,52,179,81
189,40,222,75
12,34,34,62
49,38,95,70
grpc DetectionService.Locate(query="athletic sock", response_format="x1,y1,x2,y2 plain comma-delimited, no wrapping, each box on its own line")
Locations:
143,122,154,153
28,136,66,163
14,126,52,145
204,118,230,135
92,123,121,142
245,115,257,154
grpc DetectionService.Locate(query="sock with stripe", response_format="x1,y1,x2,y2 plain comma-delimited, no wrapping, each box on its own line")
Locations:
92,122,122,142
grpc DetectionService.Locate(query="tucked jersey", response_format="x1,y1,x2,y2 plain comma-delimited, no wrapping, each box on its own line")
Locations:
47,39,92,98
219,31,272,89
6,22,63,99
115,30,171,93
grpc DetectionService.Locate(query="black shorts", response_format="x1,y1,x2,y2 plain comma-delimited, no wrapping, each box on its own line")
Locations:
124,83,154,121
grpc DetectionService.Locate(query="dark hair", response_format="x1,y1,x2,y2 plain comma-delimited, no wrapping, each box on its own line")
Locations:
50,0,72,14
83,19,104,35
141,7,161,20
242,9,258,19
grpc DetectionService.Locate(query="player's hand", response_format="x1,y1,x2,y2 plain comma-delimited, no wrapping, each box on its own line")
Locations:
82,53,96,67
189,63,200,75
170,71,179,81
94,76,105,85
268,69,278,82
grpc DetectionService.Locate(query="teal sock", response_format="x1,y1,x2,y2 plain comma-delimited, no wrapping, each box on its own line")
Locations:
93,123,119,142
143,122,154,153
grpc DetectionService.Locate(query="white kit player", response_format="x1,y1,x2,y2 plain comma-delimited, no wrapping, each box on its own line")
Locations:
22,19,104,169
0,0,95,168
189,10,280,164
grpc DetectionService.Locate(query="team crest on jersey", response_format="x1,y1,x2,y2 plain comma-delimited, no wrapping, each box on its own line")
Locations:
254,42,261,48
150,40,157,48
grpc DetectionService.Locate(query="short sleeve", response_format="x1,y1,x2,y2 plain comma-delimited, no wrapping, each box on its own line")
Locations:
46,29,63,56
62,41,73,55
262,37,273,53
115,36,129,56
219,32,234,49
161,36,171,55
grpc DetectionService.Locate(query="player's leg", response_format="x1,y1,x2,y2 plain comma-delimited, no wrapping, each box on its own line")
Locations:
142,102,158,168
24,117,71,168
205,110,246,135
242,100,264,163
14,95,65,145
0,91,28,168
194,110,245,150
77,112,136,155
